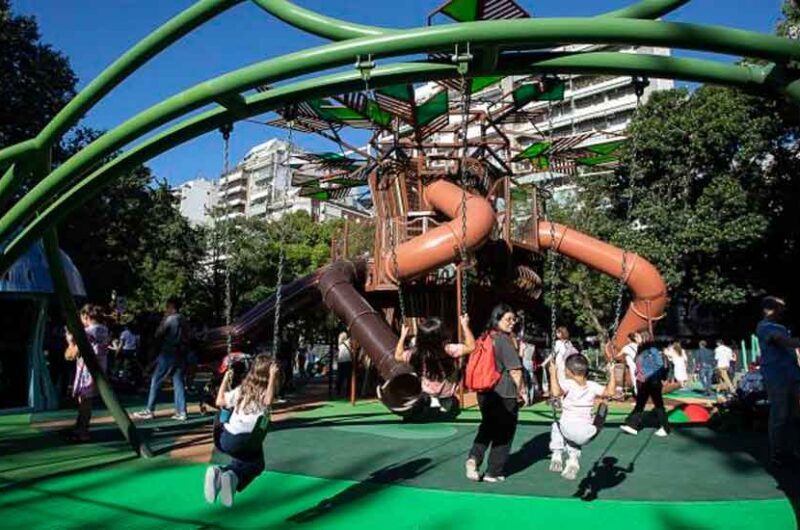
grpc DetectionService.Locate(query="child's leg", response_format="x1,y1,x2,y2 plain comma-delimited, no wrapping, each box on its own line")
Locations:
223,456,265,492
549,421,565,471
623,382,648,431
560,419,597,479
76,396,93,438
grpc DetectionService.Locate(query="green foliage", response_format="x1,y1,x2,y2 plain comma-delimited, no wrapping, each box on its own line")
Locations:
0,0,76,149
549,84,800,337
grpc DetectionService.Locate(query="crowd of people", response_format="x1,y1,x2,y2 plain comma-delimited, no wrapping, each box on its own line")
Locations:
56,292,799,506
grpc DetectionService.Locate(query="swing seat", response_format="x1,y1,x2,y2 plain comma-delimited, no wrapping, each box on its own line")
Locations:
213,408,270,459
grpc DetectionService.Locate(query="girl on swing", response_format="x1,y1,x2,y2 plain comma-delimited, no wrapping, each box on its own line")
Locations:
204,354,279,507
394,314,476,419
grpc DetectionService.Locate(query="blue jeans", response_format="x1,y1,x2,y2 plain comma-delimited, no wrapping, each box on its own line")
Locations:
764,378,800,459
699,366,714,394
146,354,186,414
219,429,265,492
522,361,536,402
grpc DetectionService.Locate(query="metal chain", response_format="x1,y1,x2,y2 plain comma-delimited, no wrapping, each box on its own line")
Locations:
390,214,406,321
609,79,647,336
547,213,558,347
458,71,470,314
220,124,233,357
272,120,293,356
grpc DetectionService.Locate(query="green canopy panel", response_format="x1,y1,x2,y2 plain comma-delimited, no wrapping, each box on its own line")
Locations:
513,141,551,162
326,177,366,187
437,0,529,23
267,116,334,134
585,139,626,156
470,75,504,94
335,93,393,129
375,84,416,124
511,78,566,107
575,154,619,166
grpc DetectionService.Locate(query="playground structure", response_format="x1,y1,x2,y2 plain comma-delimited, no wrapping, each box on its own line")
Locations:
1,0,799,456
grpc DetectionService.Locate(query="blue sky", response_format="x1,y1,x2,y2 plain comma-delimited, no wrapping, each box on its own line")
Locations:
12,0,785,185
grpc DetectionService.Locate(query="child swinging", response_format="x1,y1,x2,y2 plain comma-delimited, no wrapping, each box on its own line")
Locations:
204,354,279,507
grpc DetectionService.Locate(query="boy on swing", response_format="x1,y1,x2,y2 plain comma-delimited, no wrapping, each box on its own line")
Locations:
547,353,616,480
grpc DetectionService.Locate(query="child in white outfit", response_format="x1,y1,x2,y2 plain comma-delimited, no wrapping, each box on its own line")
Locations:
548,353,616,480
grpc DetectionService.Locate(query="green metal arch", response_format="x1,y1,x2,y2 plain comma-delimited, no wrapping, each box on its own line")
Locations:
2,16,800,248
0,51,780,274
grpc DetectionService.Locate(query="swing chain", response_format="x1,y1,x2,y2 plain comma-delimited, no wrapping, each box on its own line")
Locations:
451,43,473,76
457,68,471,314
547,213,558,347
390,214,406,322
272,120,293,356
219,124,234,357
609,78,647,336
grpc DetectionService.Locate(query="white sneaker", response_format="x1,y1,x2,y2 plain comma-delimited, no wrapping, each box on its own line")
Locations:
204,466,221,503
171,413,187,421
465,459,480,481
654,427,669,437
620,425,639,436
132,410,154,420
549,454,563,473
220,470,238,507
561,460,580,481
483,475,505,483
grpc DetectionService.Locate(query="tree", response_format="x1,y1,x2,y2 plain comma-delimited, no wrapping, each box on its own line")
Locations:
0,0,76,149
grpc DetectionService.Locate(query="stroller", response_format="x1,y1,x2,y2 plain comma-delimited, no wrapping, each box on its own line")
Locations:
199,351,254,414
711,366,769,432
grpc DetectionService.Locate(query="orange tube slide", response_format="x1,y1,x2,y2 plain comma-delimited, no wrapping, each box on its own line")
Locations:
538,221,668,354
384,180,496,281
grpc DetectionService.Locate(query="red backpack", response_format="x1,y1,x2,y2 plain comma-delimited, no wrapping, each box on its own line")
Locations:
465,332,502,392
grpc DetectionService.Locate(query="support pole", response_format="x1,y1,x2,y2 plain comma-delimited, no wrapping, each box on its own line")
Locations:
43,230,152,457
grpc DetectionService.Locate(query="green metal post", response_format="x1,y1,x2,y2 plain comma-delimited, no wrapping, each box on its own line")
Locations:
740,339,747,371
43,230,152,457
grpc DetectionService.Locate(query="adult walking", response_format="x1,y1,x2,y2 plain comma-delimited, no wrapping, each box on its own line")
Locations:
695,340,716,396
714,339,736,394
133,297,189,421
755,296,800,467
466,304,526,483
620,331,670,438
336,332,353,398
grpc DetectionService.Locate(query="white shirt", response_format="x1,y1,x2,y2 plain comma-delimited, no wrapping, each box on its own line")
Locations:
120,329,139,350
337,342,352,363
560,379,606,423
621,342,638,364
554,340,577,386
223,387,268,435
714,345,734,369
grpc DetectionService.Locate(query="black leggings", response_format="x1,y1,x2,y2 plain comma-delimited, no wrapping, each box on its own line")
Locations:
625,378,669,431
469,392,519,476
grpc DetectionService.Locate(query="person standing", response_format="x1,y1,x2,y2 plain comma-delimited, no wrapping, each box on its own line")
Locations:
66,305,110,442
714,339,735,394
552,326,578,388
664,341,689,387
133,297,189,421
695,340,716,396
466,304,526,483
755,296,800,467
620,331,670,438
336,332,353,398
119,324,140,373
615,332,642,397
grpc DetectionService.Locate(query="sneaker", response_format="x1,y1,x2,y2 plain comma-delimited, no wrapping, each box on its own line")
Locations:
561,461,580,481
654,427,669,438
204,466,221,504
483,475,506,483
171,413,188,421
465,459,480,481
219,470,238,508
549,454,563,473
132,410,154,420
620,425,639,436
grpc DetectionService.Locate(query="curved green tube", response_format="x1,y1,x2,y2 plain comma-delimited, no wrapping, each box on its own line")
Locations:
601,0,690,19
0,53,778,274
250,0,394,40
251,0,692,44
2,17,799,246
0,0,244,187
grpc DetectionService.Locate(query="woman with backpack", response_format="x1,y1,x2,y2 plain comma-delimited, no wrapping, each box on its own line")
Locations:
620,331,670,437
465,303,527,482
394,314,476,418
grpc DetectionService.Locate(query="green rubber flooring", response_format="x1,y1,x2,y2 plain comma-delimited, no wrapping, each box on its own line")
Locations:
0,401,797,529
